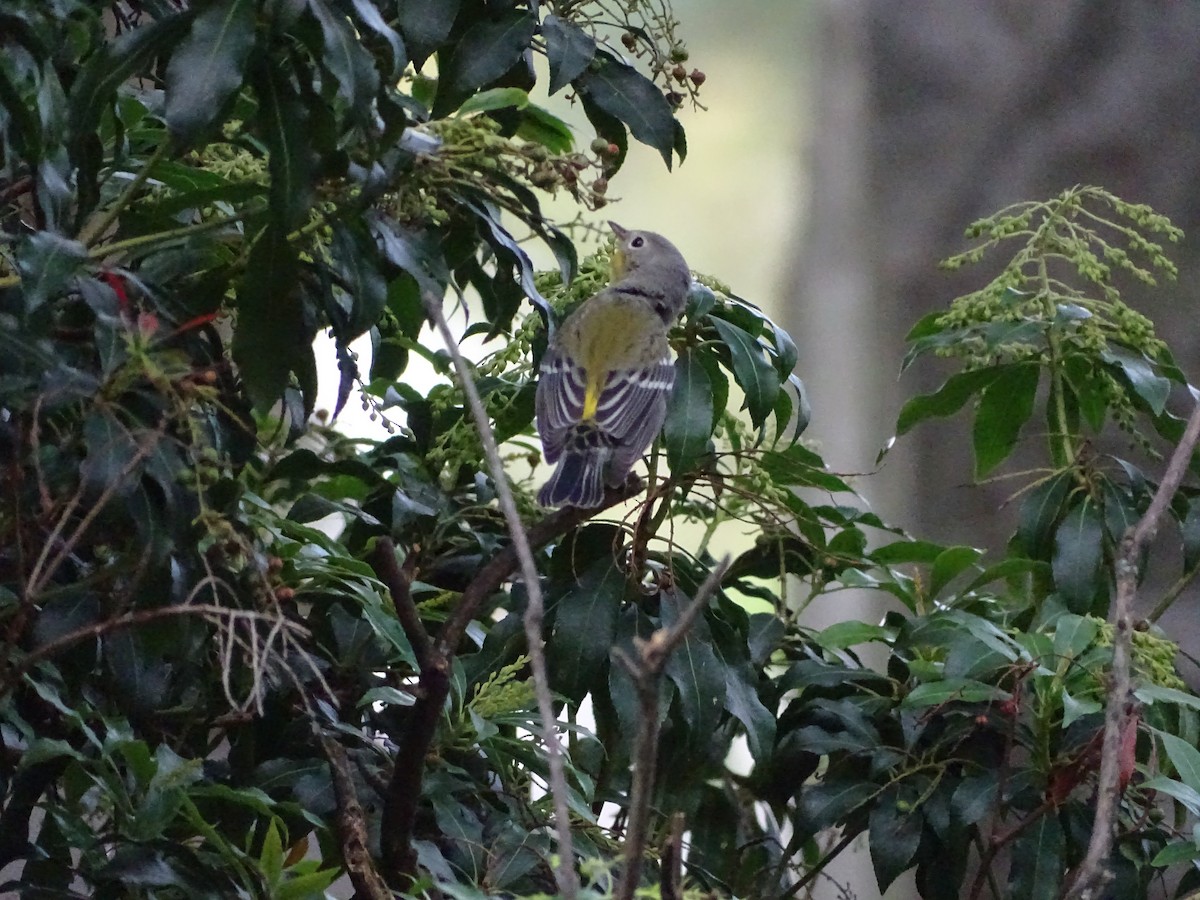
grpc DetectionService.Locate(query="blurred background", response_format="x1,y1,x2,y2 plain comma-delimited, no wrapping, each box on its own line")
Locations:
576,2,1200,897
322,2,1200,896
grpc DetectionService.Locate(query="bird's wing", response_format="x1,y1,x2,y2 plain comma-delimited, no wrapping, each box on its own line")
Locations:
593,358,675,476
535,347,587,463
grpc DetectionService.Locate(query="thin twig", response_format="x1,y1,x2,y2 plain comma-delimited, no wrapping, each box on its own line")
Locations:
0,603,310,697
660,811,686,900
423,290,583,898
612,557,730,900
316,729,392,900
1065,398,1200,900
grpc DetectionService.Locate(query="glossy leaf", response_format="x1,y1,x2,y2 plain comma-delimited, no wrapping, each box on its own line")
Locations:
543,15,596,95
15,231,87,313
395,0,460,67
869,789,922,892
435,10,536,117
896,367,1003,435
711,316,780,428
330,221,388,340
575,51,676,169
1102,348,1170,415
660,590,725,746
1017,471,1072,559
233,226,304,412
1007,814,1063,900
309,0,381,114
973,362,1038,476
164,0,256,145
548,558,624,703
1051,497,1105,614
251,61,312,231
663,347,713,475
348,0,407,80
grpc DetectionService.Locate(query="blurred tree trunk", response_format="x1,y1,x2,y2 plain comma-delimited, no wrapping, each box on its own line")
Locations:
792,1,1200,895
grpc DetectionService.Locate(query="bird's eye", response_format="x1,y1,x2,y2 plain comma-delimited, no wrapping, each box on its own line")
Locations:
631,236,645,248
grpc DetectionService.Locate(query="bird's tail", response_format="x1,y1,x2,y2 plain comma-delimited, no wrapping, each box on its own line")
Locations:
537,448,610,508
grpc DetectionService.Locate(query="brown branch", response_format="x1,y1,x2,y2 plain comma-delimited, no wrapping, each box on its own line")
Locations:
315,730,392,900
368,537,433,668
1064,398,1200,900
660,812,686,900
613,558,729,900
376,478,639,889
437,478,642,656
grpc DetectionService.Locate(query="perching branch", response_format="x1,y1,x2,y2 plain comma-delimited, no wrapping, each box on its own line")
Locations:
612,557,730,900
1065,398,1200,900
316,730,392,900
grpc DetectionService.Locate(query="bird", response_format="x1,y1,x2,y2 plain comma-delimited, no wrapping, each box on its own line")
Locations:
535,222,691,508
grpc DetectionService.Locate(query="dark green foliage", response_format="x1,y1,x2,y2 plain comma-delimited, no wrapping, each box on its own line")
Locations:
2,5,1200,900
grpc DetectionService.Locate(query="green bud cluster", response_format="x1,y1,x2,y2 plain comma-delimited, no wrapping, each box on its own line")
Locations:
1095,619,1186,691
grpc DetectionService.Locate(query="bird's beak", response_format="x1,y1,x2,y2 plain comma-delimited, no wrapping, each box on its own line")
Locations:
608,223,629,279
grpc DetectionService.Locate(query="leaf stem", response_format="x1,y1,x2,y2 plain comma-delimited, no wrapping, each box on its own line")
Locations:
1039,254,1075,467
79,138,172,246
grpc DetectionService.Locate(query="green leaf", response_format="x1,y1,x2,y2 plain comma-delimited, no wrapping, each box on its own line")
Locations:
951,772,998,827
548,558,625,703
251,61,312,231
660,589,725,745
515,103,574,154
1101,478,1139,543
663,347,713,475
1052,497,1105,614
1017,471,1072,559
575,51,676,169
164,0,256,145
308,0,381,114
435,10,537,117
720,661,775,761
357,685,417,709
396,0,460,67
1007,814,1063,900
15,230,87,313
68,12,192,157
929,545,984,598
1051,613,1098,664
1102,348,1170,415
759,444,850,493
815,621,894,651
1140,775,1200,816
455,86,529,117
973,362,1038,476
542,14,596,94
896,367,1003,435
1150,841,1200,867
330,221,387,340
796,779,874,834
1135,684,1200,712
901,678,1005,709
1181,496,1200,572
869,789,923,892
348,0,407,80
1152,728,1200,795
233,226,305,412
710,317,780,428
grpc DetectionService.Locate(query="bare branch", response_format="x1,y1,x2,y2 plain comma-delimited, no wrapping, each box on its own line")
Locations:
368,537,434,668
316,730,392,900
613,557,730,900
1065,398,1200,900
